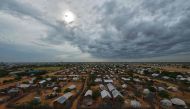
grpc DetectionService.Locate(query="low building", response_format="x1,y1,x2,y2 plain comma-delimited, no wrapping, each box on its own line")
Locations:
83,90,93,106
112,89,123,99
107,83,115,92
54,92,73,109
99,84,106,90
68,85,76,90
95,78,102,83
171,98,187,109
130,100,141,108
160,99,172,109
104,79,113,83
101,90,111,99
17,84,30,89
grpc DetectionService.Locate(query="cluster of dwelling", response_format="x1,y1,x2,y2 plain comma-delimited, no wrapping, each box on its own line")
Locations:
0,63,190,109
0,68,84,109
135,67,190,90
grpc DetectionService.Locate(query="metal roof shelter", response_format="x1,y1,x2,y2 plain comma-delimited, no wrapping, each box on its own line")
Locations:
104,79,113,83
160,99,172,108
39,80,46,84
171,98,187,107
107,83,115,91
84,90,92,96
55,92,73,104
68,85,76,90
131,100,141,108
112,89,123,98
99,84,106,90
95,78,102,82
101,90,111,99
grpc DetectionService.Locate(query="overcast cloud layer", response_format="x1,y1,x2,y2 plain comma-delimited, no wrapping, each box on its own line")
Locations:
0,0,190,62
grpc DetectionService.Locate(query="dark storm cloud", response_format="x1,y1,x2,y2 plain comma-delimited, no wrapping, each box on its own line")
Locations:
0,0,57,30
1,0,190,61
41,0,190,59
83,0,190,59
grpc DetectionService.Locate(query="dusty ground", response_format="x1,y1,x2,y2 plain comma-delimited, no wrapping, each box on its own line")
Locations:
160,66,190,73
14,92,36,105
0,76,14,84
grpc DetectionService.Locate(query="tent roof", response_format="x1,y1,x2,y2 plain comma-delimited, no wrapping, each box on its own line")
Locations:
107,83,115,91
131,100,141,108
171,98,186,106
85,90,92,96
101,90,111,98
112,89,123,98
55,92,73,104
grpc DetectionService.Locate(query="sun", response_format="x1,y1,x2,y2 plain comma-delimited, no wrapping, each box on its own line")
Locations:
62,10,76,24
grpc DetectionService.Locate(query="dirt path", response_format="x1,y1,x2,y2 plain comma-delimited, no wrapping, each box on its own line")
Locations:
71,77,88,109
0,78,30,90
0,103,7,109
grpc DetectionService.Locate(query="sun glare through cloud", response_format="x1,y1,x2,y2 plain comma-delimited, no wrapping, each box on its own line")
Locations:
62,10,76,24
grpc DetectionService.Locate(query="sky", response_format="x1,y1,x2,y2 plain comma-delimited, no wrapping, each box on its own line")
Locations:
0,0,190,62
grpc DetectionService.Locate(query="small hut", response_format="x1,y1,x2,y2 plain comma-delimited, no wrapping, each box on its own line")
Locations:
160,99,172,109
171,98,187,109
130,100,141,109
54,92,73,109
83,90,93,106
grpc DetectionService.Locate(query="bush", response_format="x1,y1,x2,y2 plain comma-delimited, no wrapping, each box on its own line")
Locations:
64,88,71,93
148,86,156,92
15,76,21,81
0,70,8,77
92,90,100,100
158,90,170,98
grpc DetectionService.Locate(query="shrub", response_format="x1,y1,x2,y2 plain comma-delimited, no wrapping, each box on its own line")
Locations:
92,90,100,100
148,86,156,92
0,70,8,77
158,90,170,99
64,88,71,93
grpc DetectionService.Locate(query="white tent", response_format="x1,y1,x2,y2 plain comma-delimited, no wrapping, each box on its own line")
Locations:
171,98,186,107
152,73,159,77
53,87,58,91
39,80,46,84
107,83,115,91
68,85,76,90
158,87,165,91
95,78,102,82
122,84,127,88
84,90,92,96
99,84,106,90
131,100,141,108
101,90,111,99
112,89,123,98
160,99,172,108
18,84,30,88
167,86,178,92
133,78,141,82
143,89,150,95
55,92,73,104
104,79,113,83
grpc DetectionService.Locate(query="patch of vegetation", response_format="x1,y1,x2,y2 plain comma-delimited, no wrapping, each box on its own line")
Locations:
148,86,156,92
92,90,100,100
35,66,61,72
0,69,9,77
64,88,72,93
158,90,170,99
3,79,14,83
160,71,181,78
